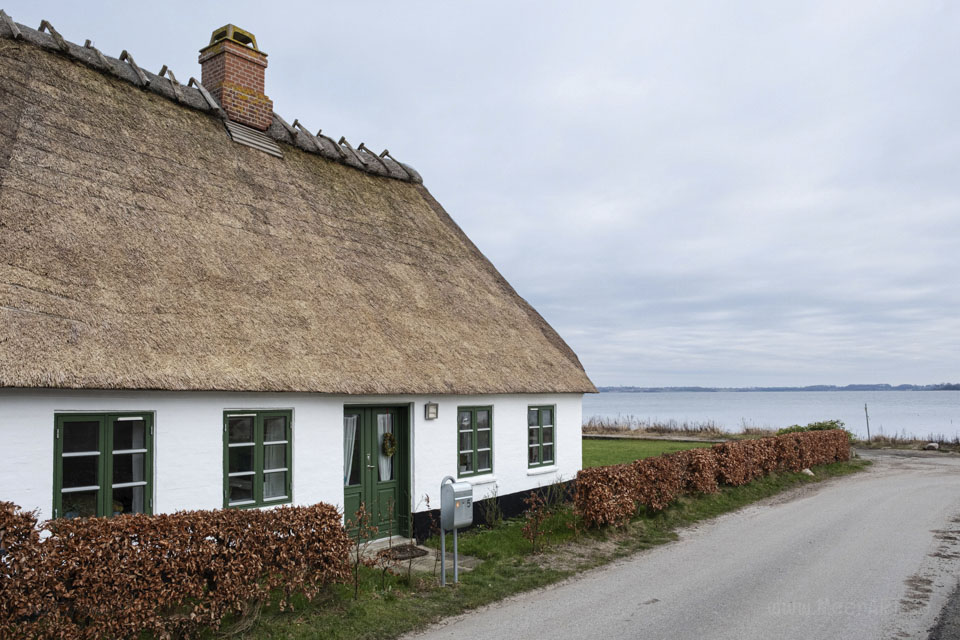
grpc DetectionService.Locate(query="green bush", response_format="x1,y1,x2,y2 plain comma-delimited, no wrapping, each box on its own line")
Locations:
777,419,855,443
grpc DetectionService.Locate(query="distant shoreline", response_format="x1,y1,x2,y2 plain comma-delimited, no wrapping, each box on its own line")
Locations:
599,384,960,393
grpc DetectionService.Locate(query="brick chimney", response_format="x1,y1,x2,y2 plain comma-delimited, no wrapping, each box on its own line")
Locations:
198,25,273,131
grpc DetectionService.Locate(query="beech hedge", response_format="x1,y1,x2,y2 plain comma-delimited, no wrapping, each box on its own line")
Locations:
575,429,850,528
0,502,350,639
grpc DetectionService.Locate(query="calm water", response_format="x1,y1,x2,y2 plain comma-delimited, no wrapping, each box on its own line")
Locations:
583,391,960,440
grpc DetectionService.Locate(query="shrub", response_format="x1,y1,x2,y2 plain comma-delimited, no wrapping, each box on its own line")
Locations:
633,455,685,511
521,492,549,553
573,464,641,527
775,433,803,472
673,448,719,495
0,502,350,639
713,441,749,487
574,429,850,528
778,419,856,444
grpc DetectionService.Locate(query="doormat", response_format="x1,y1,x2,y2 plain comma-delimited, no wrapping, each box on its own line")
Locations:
381,544,429,561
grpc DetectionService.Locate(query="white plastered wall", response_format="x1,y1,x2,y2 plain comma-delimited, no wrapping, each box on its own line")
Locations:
0,389,583,522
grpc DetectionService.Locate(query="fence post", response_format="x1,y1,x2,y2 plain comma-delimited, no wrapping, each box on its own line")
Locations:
864,403,871,441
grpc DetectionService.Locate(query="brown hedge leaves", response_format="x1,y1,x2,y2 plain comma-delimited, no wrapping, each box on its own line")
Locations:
575,429,850,528
0,502,350,639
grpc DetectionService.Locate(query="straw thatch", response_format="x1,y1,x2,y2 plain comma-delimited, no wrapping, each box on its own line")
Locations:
0,20,596,394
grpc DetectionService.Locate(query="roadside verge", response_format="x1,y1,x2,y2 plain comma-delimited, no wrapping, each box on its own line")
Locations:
251,458,870,640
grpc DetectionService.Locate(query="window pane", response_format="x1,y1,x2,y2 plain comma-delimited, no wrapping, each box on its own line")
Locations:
112,485,145,515
377,413,394,482
379,457,394,482
229,446,254,473
528,408,538,427
543,426,554,446
528,427,539,446
113,419,145,450
228,476,254,504
228,416,254,444
476,410,489,430
477,429,490,449
459,431,473,452
529,445,540,465
264,444,286,470
264,471,286,499
543,444,554,463
113,452,144,484
458,411,471,430
346,424,361,486
477,450,491,471
542,408,553,427
63,420,99,453
264,416,287,442
62,455,98,488
62,489,98,519
459,452,473,474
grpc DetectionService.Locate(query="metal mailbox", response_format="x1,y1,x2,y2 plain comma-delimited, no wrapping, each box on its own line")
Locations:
441,479,473,531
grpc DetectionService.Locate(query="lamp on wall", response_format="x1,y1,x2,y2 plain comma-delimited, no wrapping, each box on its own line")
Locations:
425,402,439,420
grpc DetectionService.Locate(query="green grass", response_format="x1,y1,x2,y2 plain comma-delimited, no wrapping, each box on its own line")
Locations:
243,457,870,640
582,438,713,468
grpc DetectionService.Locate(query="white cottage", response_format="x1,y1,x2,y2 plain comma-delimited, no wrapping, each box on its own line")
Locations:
0,16,596,539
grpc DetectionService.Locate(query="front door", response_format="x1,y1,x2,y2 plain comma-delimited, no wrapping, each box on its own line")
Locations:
343,406,408,538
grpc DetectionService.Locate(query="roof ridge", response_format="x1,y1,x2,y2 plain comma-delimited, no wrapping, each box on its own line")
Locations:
0,10,421,183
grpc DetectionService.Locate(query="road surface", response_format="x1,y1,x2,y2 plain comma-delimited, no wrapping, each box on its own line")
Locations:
407,450,960,640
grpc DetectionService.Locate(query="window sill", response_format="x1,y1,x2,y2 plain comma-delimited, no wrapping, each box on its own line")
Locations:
463,475,496,487
226,500,292,510
527,466,558,476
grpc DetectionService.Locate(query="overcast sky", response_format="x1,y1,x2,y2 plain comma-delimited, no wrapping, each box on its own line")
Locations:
8,1,960,387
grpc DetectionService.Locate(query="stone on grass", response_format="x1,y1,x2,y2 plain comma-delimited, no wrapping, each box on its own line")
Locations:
925,442,940,451
801,468,815,476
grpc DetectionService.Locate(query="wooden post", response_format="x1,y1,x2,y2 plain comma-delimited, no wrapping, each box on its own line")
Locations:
864,403,871,441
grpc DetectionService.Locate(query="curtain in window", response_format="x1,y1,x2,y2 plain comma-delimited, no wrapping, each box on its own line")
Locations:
343,415,358,485
378,414,393,481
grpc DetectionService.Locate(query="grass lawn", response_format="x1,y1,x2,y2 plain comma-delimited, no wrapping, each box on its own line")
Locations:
582,438,713,468
244,457,870,640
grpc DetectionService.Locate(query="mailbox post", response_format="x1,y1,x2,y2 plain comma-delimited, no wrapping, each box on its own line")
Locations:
440,475,473,585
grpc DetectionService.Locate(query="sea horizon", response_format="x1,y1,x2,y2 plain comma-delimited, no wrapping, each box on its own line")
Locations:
584,389,960,440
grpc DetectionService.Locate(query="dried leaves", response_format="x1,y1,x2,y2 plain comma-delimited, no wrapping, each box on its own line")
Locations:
575,429,850,528
0,502,350,639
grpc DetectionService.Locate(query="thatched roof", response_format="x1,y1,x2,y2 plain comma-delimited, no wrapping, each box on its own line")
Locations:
0,16,595,395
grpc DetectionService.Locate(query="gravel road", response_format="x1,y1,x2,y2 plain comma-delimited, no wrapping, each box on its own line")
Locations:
406,450,960,640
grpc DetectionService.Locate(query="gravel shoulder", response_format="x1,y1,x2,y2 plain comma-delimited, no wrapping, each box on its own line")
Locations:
406,450,960,640
929,582,960,640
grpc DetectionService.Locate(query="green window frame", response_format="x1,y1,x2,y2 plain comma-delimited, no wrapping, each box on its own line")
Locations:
527,405,556,468
223,410,293,508
53,412,154,519
457,406,493,478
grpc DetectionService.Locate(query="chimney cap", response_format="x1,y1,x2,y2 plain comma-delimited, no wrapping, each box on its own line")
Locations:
206,24,260,52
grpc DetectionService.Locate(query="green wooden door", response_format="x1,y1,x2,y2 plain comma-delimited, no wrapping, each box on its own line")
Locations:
343,407,408,538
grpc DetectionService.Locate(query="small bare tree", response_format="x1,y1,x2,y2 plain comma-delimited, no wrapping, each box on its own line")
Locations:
351,503,378,600
374,501,398,589
521,491,548,554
